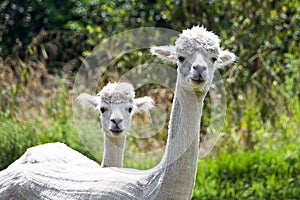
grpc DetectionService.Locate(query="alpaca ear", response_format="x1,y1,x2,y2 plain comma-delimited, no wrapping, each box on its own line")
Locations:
133,96,154,114
150,45,177,63
216,50,236,68
77,93,101,111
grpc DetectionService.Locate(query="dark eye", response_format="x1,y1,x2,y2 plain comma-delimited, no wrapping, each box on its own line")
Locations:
100,107,106,113
211,57,217,63
178,56,185,62
128,107,133,113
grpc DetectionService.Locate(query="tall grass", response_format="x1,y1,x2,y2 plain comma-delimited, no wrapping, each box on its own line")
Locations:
0,110,37,169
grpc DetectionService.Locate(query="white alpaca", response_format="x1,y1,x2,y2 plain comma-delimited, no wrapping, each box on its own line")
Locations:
0,26,235,199
77,82,154,167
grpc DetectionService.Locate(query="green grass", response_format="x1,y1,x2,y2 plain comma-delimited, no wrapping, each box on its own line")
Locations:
193,144,300,199
0,111,38,169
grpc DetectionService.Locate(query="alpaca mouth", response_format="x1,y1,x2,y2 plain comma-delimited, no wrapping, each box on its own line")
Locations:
190,73,206,84
190,77,205,84
110,129,123,135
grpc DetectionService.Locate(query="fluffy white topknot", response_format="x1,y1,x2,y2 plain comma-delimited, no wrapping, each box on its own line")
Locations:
97,82,135,104
175,25,220,56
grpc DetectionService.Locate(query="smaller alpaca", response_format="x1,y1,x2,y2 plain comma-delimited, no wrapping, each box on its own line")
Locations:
77,82,154,167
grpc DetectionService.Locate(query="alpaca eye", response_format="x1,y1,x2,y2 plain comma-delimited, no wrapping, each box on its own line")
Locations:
128,107,133,113
178,56,185,62
211,57,217,63
100,107,106,113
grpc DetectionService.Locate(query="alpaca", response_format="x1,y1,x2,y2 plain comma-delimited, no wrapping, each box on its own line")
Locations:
0,26,235,199
77,82,154,167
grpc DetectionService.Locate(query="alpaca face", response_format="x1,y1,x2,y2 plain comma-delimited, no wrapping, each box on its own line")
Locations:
176,50,218,92
77,82,154,138
150,26,236,93
99,101,134,137
76,90,154,138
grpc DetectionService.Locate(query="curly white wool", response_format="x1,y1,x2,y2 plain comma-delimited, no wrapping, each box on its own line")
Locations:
97,82,135,104
175,25,220,56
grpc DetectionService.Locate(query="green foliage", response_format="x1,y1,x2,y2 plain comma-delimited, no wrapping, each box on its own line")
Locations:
0,0,77,57
0,110,37,170
0,110,94,171
193,144,300,199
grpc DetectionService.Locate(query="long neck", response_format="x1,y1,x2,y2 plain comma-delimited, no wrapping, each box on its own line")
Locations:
101,134,126,167
156,76,206,199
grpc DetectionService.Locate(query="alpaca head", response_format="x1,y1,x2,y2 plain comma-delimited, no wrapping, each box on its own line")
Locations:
151,26,236,93
77,82,154,137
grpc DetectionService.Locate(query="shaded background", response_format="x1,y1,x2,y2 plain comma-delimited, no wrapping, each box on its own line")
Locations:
0,0,299,199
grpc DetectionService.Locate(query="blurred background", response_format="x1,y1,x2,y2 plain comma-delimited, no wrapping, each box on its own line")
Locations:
0,0,299,199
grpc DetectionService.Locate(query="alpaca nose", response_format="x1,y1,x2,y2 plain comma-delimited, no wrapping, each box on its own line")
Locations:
191,64,208,81
111,118,123,125
192,64,207,73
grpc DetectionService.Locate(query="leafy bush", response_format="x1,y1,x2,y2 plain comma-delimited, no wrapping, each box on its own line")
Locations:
0,0,77,57
193,144,300,199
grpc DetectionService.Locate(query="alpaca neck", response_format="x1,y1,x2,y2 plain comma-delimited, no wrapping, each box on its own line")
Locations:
156,77,206,199
101,134,125,167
